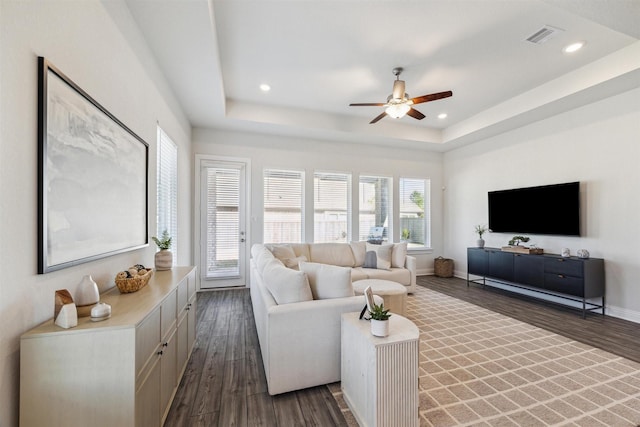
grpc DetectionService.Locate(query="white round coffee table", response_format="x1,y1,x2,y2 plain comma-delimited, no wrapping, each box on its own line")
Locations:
352,279,408,315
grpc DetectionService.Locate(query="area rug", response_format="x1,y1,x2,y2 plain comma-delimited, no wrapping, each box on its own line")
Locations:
330,285,640,426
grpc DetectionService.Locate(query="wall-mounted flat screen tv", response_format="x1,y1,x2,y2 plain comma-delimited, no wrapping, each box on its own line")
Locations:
488,182,580,236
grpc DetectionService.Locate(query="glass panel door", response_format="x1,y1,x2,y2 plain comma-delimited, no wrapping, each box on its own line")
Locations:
200,161,246,288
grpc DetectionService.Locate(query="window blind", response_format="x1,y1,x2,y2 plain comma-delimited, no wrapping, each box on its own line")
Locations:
358,175,391,242
314,172,350,243
399,178,430,248
157,127,177,263
263,169,304,243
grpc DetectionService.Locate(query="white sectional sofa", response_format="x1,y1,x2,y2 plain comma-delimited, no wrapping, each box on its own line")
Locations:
250,241,416,395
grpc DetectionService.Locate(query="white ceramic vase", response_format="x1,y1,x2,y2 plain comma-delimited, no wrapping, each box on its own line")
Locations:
75,275,99,307
477,239,485,248
155,249,173,270
371,319,390,337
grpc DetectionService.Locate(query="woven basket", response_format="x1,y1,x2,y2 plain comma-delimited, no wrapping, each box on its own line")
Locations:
115,269,153,293
434,256,454,278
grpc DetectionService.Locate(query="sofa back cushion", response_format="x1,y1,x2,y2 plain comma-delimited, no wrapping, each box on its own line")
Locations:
299,261,354,300
309,243,355,267
350,241,366,267
263,260,313,304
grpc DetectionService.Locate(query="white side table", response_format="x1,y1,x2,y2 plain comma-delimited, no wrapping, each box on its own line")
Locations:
341,312,419,427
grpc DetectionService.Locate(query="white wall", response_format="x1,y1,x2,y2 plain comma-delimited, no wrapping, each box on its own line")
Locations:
192,128,445,275
0,2,192,425
443,87,640,321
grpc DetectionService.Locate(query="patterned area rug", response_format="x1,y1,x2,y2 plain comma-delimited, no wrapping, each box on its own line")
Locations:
330,285,640,426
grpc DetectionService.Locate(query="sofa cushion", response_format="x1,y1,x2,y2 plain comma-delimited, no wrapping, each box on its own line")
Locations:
350,241,366,267
391,242,408,268
350,267,369,282
254,245,277,272
299,261,354,299
309,243,355,267
263,260,313,304
364,243,392,270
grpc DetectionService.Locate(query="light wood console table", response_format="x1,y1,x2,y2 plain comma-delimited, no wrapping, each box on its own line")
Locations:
20,267,197,427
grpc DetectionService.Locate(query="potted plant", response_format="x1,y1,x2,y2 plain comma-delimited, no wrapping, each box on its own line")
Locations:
475,225,487,248
369,302,391,337
152,229,173,270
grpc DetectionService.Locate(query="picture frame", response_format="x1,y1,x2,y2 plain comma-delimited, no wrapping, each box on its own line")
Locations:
364,285,376,313
38,57,149,273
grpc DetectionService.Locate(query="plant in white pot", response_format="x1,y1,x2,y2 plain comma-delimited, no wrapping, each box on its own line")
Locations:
475,225,487,248
369,302,391,337
152,230,173,270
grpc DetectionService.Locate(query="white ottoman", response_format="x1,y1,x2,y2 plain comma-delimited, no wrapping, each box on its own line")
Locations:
352,279,408,315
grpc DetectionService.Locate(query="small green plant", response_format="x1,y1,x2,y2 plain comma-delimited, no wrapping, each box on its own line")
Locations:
152,230,172,250
475,225,487,238
508,235,530,246
401,228,411,240
369,302,391,321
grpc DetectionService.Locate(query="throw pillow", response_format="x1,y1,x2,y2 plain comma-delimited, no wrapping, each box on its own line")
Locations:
269,244,296,262
263,260,313,304
364,243,393,270
299,261,354,300
350,241,366,267
282,255,308,270
391,242,408,268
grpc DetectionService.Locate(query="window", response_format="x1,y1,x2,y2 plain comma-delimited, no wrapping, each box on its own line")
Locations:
399,177,430,248
156,127,178,262
314,172,350,243
263,169,304,243
358,175,392,243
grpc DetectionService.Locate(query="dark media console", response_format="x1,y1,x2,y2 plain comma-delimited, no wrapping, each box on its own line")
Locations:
467,247,605,318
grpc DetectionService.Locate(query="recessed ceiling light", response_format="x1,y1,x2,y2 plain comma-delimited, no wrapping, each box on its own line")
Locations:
259,83,271,92
563,41,585,53
438,113,448,120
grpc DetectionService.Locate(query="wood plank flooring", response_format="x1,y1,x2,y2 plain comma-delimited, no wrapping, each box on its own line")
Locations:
166,275,640,426
164,289,348,427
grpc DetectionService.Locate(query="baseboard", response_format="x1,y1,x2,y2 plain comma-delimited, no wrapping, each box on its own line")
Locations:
417,268,433,276
437,271,640,325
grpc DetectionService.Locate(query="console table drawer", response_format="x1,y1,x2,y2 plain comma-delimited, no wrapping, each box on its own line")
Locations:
544,258,583,277
545,273,584,296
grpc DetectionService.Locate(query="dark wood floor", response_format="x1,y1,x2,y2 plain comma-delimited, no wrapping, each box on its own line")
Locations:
164,288,348,427
165,275,640,426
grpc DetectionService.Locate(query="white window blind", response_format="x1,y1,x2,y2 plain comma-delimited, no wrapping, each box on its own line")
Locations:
399,178,430,248
157,127,177,263
358,175,391,243
314,172,350,243
263,169,304,243
205,167,240,278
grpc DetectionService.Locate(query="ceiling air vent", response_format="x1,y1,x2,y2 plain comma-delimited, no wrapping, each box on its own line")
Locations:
526,25,564,44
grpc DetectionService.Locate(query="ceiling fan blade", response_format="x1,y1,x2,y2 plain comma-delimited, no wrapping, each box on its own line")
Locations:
410,90,453,105
369,112,387,124
406,108,425,120
349,102,387,107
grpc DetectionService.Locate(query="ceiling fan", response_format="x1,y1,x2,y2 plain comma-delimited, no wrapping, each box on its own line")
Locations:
349,67,452,124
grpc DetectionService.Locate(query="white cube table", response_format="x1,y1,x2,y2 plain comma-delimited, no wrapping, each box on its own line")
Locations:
341,312,419,427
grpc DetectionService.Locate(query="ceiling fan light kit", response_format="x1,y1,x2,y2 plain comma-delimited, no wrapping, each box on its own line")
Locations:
350,67,452,124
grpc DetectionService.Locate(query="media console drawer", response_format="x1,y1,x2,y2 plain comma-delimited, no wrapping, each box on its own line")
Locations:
544,257,583,277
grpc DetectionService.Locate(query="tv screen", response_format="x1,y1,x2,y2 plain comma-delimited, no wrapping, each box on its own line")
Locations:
488,182,580,236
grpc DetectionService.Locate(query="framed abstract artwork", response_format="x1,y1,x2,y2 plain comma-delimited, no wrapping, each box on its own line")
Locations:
38,57,149,273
